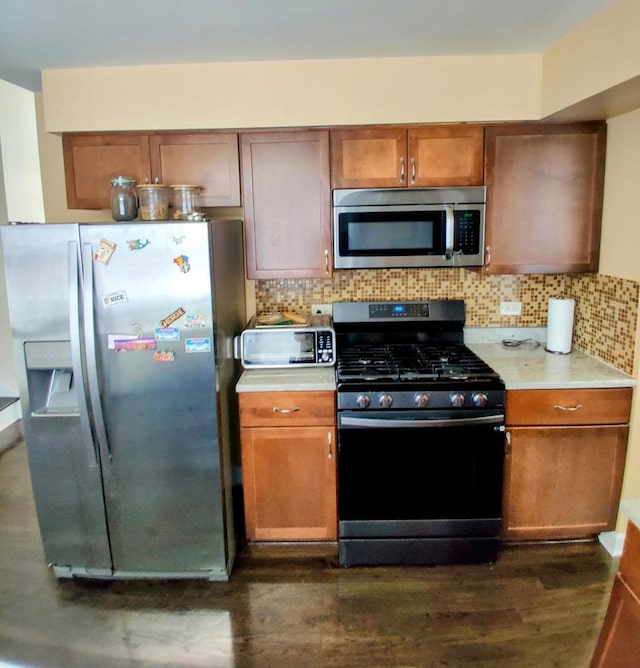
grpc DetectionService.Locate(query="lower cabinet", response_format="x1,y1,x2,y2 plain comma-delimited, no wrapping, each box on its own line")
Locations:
238,391,337,541
502,388,631,541
591,520,640,666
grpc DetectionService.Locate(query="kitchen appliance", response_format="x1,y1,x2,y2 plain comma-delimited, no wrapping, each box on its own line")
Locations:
1,219,245,580
235,314,335,369
333,300,505,567
333,187,485,269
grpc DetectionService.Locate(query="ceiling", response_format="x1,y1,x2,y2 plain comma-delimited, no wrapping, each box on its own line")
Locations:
0,0,616,92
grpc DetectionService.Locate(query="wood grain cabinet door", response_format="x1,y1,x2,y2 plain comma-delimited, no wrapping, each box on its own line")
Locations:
149,133,240,207
63,133,152,209
502,424,628,541
483,122,606,275
408,125,484,186
240,426,337,541
241,130,332,279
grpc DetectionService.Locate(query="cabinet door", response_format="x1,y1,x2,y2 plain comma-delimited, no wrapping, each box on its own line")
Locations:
590,575,640,667
502,425,628,541
63,133,152,209
331,127,407,188
408,125,484,186
240,426,337,541
149,133,240,207
484,122,606,274
241,131,332,279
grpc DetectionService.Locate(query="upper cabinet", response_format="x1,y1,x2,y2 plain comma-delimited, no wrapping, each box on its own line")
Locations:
62,132,240,210
240,130,332,279
330,124,484,189
483,122,606,275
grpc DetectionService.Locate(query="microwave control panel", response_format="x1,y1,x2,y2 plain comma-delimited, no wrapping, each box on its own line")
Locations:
453,210,481,254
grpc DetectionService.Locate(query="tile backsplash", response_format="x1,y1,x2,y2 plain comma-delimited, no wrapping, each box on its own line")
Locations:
255,269,639,375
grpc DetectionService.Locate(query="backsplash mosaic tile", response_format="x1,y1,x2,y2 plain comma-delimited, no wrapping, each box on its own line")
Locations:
255,269,639,375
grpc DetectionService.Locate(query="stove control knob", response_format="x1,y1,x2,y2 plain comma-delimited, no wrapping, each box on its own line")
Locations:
414,393,429,408
356,394,370,409
378,393,393,408
472,392,488,407
449,392,466,408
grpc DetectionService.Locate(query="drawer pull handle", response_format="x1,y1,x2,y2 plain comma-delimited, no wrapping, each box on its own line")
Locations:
272,406,301,414
553,404,583,412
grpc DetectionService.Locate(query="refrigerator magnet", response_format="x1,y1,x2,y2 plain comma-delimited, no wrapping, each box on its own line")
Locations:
154,350,175,362
160,307,186,328
114,337,157,352
185,314,206,328
185,337,211,353
155,327,180,341
93,239,117,264
173,254,191,273
127,238,151,250
102,290,128,308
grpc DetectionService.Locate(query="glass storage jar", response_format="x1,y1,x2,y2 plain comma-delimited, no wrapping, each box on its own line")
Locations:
171,185,201,219
137,184,170,220
110,176,138,221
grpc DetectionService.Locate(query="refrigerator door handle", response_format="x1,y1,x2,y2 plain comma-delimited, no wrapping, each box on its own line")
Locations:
68,241,100,467
81,242,113,464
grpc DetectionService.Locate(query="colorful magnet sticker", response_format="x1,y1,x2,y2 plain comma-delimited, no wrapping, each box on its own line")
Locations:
173,254,190,273
102,290,128,308
127,238,151,250
185,314,206,328
93,239,117,264
159,307,186,329
155,327,181,341
108,334,138,350
172,235,186,246
154,350,175,362
185,337,211,353
114,337,157,352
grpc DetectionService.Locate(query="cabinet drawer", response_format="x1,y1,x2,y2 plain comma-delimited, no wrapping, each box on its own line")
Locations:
506,388,632,426
238,391,335,427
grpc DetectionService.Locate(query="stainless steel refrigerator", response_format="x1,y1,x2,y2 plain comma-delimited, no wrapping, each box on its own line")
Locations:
1,219,245,580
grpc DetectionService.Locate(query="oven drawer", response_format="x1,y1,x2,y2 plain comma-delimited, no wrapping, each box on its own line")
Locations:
506,388,632,426
238,391,335,427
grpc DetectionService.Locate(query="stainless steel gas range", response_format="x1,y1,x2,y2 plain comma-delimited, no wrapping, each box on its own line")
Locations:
333,300,506,567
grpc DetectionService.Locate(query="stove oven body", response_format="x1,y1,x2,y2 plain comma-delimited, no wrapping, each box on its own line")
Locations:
333,300,506,567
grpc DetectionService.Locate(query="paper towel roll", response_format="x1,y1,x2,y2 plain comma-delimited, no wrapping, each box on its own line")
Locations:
546,297,575,354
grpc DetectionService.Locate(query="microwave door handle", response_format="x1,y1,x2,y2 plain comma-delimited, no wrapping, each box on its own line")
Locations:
444,205,454,260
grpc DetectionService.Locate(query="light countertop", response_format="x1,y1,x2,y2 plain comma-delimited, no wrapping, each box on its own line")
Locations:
465,328,635,390
236,367,336,392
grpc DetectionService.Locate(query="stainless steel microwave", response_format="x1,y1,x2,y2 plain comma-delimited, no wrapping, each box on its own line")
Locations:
234,314,335,369
333,187,486,269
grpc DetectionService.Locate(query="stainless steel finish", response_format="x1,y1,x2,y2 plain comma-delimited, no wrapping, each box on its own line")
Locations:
414,393,429,408
472,392,488,407
356,394,370,408
450,392,465,407
333,186,486,207
1,220,245,580
444,204,454,260
339,414,505,429
378,393,393,408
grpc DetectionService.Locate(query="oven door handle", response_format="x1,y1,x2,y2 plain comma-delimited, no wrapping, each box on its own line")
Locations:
339,414,505,429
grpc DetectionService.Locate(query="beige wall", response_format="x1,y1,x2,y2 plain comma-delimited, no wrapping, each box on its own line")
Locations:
541,0,640,118
41,54,542,133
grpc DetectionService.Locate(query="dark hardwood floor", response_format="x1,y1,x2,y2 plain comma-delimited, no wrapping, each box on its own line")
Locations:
0,423,616,667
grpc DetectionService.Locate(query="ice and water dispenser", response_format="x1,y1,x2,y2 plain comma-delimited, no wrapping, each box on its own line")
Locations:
24,341,79,416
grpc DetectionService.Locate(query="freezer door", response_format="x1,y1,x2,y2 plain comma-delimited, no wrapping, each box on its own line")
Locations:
79,222,229,576
1,224,112,574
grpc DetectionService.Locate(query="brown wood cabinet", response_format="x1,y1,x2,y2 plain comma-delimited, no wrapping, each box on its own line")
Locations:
240,130,332,279
330,124,484,189
483,122,606,275
238,390,337,541
502,388,631,541
63,131,240,210
591,521,640,666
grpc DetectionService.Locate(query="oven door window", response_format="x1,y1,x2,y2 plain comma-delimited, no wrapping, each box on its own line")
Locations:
337,211,445,257
338,422,504,521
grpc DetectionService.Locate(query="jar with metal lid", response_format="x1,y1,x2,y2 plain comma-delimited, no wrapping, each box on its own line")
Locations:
137,184,169,220
110,176,138,221
171,185,201,219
